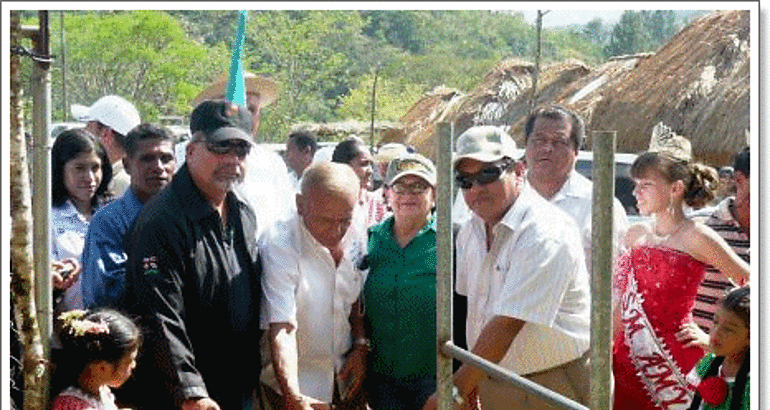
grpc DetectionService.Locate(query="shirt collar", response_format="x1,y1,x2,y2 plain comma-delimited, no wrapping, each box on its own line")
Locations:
549,169,591,202
57,198,91,223
171,164,248,222
466,185,537,242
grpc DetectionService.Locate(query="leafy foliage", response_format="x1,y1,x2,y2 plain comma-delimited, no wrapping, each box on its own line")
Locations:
50,11,220,122
604,10,684,57
20,9,705,141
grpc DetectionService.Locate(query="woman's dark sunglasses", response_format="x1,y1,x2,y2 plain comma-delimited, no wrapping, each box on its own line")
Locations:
206,140,251,158
455,161,512,189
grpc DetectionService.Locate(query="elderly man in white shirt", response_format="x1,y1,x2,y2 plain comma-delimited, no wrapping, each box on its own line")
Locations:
523,104,628,272
423,126,591,410
260,161,369,410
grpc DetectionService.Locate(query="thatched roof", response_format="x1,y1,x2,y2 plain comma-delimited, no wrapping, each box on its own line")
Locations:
399,85,464,159
588,10,750,165
401,58,595,161
290,119,406,144
399,10,750,166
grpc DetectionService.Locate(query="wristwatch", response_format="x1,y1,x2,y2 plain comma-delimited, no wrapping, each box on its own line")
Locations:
354,337,371,352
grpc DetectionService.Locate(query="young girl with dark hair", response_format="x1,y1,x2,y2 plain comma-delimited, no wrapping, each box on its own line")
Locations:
612,132,749,410
51,309,140,410
50,128,113,311
686,286,750,410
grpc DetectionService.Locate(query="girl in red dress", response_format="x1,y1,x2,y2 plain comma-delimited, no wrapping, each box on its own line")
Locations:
612,136,749,410
51,309,140,410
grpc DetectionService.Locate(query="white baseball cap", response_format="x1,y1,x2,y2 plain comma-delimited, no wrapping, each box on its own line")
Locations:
71,95,141,136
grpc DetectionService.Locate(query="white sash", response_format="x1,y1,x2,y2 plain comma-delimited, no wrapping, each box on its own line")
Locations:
620,273,694,409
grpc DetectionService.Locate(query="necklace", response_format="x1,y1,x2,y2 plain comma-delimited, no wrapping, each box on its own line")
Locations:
654,219,687,242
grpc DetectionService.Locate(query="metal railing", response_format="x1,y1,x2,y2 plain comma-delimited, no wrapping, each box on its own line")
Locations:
435,123,616,410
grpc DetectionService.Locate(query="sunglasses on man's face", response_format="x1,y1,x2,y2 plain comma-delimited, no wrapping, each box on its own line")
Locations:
455,161,511,190
205,140,251,158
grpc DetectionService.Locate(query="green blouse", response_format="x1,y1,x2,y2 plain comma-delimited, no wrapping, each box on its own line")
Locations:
364,215,437,380
691,353,750,410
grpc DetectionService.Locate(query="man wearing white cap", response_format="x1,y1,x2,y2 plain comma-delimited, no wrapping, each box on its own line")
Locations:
423,126,591,410
184,71,294,240
71,95,141,196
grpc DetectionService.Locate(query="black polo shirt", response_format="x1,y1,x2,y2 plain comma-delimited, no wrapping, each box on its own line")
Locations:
122,163,261,410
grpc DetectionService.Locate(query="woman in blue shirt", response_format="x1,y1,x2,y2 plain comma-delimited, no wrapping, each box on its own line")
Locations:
50,128,112,311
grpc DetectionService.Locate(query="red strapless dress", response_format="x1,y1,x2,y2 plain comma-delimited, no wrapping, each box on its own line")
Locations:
613,246,707,410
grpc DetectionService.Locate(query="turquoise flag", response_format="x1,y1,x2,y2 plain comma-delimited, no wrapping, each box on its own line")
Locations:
225,10,248,107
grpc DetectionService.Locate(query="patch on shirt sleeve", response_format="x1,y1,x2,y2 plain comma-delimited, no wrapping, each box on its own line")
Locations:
109,251,127,264
142,256,159,275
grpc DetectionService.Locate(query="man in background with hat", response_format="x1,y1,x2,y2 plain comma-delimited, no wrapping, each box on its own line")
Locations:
186,71,294,240
122,100,263,410
71,94,141,196
424,126,591,410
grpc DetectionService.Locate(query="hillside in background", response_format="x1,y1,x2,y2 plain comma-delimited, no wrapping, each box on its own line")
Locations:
16,9,711,141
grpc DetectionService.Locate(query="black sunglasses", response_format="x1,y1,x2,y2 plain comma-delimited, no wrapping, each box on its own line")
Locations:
205,140,251,158
455,161,512,189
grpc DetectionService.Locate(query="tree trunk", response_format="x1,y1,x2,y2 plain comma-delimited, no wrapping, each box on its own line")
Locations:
10,11,49,410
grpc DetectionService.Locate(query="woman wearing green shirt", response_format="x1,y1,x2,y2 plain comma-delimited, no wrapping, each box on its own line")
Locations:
364,153,437,410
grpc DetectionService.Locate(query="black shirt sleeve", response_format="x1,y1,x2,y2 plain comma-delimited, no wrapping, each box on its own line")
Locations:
126,210,209,402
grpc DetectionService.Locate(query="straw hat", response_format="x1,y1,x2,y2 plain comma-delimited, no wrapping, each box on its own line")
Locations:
191,71,279,108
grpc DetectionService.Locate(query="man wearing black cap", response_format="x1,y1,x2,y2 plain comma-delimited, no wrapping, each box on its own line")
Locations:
122,100,262,410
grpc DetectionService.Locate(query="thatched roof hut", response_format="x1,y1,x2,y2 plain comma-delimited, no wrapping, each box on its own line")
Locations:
401,59,593,161
290,119,406,145
400,10,750,166
399,85,464,159
588,10,750,165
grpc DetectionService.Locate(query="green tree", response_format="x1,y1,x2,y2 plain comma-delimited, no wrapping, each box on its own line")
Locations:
583,18,607,45
55,10,222,121
245,11,371,140
337,73,425,122
647,10,679,44
604,10,653,57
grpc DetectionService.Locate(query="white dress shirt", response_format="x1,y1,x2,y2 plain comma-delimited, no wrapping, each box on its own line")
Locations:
529,169,629,273
456,185,591,375
260,214,369,402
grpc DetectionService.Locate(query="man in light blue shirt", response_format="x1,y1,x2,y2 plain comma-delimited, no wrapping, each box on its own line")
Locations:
81,123,176,309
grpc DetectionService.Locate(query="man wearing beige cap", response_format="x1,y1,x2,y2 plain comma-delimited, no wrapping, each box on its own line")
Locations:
423,126,591,410
187,71,294,240
71,95,141,196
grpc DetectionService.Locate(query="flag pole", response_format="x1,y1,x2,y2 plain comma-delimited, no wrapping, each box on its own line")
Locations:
225,10,248,107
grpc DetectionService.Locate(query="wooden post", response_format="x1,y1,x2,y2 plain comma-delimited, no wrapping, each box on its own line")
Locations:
590,131,616,410
436,122,454,410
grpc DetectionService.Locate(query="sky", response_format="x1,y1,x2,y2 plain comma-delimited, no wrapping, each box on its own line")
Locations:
518,9,626,27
